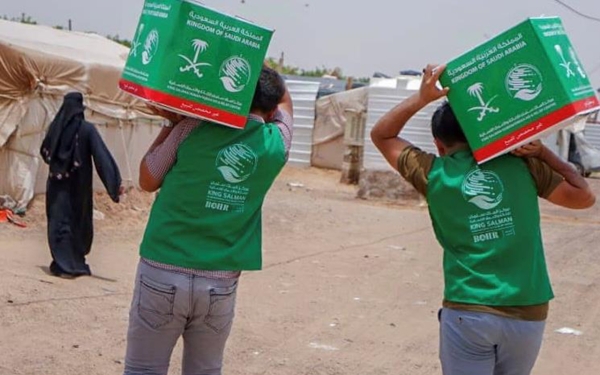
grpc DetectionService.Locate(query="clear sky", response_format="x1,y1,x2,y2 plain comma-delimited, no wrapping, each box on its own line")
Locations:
2,0,600,85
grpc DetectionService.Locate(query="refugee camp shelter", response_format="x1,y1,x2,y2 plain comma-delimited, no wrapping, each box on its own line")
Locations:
311,87,368,170
309,75,438,171
279,66,600,175
283,75,353,167
0,20,161,209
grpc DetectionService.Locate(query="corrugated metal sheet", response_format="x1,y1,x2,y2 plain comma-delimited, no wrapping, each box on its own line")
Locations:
285,79,320,167
364,77,441,171
585,123,600,151
283,74,347,97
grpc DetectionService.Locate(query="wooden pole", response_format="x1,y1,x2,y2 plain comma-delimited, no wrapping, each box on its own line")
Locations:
345,77,354,91
277,51,284,73
340,146,362,184
340,109,366,185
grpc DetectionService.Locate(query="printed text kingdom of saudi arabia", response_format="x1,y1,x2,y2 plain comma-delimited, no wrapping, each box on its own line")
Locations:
447,33,527,84
186,11,264,50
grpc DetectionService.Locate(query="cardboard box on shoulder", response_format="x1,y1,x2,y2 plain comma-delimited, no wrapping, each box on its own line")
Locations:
439,17,600,164
119,0,273,129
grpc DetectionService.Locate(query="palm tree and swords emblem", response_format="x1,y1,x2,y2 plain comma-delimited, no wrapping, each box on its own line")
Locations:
130,24,144,57
554,44,576,78
179,39,212,79
555,44,586,79
467,83,500,122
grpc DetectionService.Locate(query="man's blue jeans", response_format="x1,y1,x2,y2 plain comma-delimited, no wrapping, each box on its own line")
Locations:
124,261,238,375
439,308,546,375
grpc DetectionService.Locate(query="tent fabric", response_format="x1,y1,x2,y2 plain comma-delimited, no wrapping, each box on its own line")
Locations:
311,87,368,170
0,20,162,209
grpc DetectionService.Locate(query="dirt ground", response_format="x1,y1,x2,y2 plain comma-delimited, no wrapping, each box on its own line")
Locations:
1,167,599,375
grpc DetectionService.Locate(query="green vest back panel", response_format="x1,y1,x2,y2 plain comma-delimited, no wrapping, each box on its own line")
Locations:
427,151,554,306
140,119,286,270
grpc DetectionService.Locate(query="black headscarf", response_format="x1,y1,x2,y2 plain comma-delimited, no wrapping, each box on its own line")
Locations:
40,92,85,180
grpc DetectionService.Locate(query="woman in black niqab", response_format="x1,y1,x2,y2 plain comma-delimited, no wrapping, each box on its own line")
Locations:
40,92,122,278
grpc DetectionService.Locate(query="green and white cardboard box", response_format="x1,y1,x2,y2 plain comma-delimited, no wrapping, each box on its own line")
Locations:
439,17,600,164
119,0,273,129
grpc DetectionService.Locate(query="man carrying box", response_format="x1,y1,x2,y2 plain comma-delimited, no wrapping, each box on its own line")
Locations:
123,66,293,375
371,64,595,375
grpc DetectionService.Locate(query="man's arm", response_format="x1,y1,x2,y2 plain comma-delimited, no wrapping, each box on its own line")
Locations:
277,84,293,117
513,141,596,209
370,64,449,169
139,126,175,192
139,105,191,192
271,83,294,158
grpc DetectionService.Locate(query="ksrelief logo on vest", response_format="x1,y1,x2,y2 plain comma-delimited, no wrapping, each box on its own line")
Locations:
462,169,505,210
216,144,258,183
205,144,257,213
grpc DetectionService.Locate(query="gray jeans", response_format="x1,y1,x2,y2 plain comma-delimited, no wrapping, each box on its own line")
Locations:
439,308,546,375
124,261,239,375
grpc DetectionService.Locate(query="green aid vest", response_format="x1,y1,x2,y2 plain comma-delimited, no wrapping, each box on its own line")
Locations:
140,118,286,270
426,150,554,306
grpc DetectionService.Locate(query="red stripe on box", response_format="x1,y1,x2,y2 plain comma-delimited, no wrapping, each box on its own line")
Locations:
473,96,600,163
119,79,247,129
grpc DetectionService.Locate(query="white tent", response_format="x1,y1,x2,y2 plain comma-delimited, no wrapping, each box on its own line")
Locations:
0,20,162,209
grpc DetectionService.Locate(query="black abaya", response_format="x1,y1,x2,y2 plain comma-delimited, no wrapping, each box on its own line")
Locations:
42,93,121,277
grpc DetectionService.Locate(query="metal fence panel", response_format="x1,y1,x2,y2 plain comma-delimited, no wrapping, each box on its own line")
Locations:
364,78,440,171
585,123,600,151
285,79,320,167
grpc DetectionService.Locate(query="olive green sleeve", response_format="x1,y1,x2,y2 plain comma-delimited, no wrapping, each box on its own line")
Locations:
524,157,564,198
396,147,436,196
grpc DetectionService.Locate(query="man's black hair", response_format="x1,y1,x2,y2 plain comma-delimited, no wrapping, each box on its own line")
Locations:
431,101,468,147
251,67,286,113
